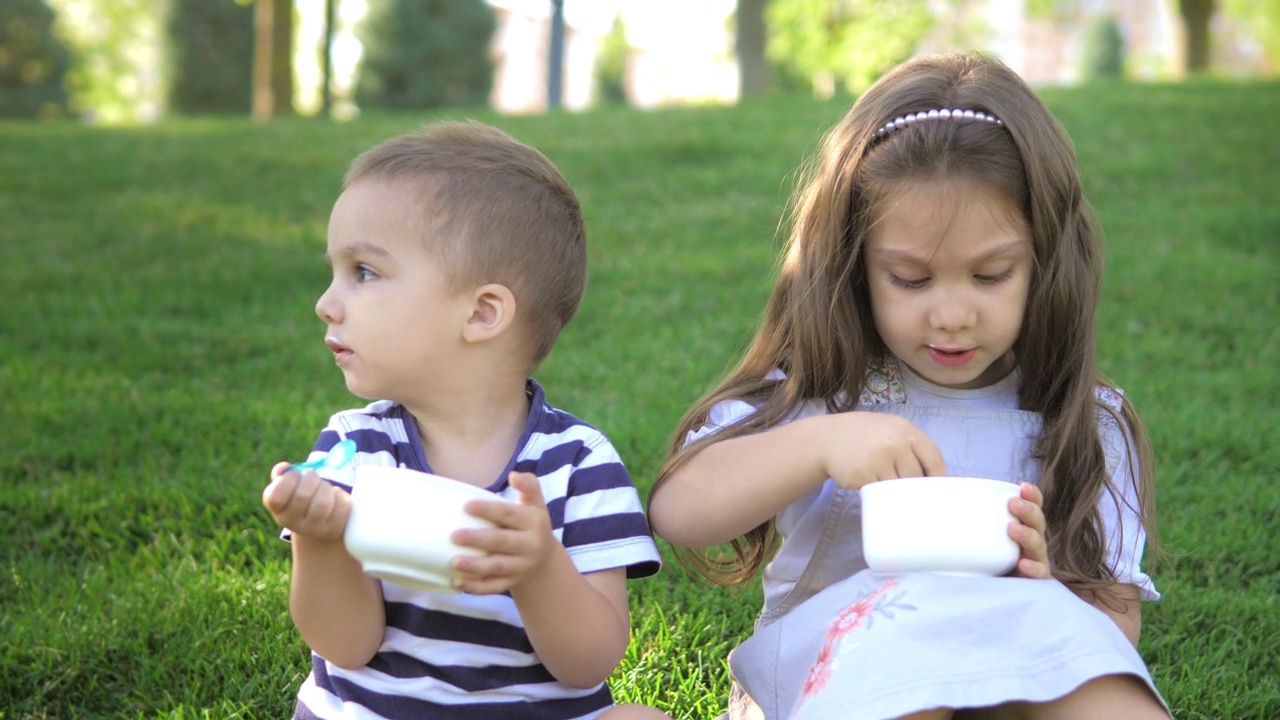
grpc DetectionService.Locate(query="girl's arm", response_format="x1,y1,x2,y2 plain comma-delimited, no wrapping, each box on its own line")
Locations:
264,464,386,669
1087,583,1143,647
651,411,945,548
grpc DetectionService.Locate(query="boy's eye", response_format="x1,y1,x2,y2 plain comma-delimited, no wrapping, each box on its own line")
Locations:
355,264,377,282
888,273,928,289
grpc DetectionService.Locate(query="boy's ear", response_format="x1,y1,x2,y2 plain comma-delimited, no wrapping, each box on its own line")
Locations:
462,283,517,343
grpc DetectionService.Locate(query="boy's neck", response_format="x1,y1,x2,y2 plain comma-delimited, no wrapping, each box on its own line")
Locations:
403,372,532,488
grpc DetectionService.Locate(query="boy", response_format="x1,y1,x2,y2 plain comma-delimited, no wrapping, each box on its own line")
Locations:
263,122,666,719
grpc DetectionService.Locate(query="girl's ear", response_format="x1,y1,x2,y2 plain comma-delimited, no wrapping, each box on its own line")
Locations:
462,283,517,343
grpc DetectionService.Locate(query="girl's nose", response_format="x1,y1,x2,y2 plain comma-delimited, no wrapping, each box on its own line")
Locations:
928,289,977,332
315,283,341,323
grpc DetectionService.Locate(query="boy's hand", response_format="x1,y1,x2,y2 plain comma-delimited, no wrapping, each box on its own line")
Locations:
450,471,556,595
262,462,352,541
1007,482,1051,579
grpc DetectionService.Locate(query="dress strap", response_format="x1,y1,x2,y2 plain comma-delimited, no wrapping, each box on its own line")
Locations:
1095,384,1125,412
859,357,907,406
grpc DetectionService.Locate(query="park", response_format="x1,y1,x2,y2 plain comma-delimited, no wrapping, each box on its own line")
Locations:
2,1,1277,718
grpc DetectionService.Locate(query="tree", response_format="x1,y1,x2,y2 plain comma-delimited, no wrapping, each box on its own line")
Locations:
0,0,71,119
1080,13,1124,80
251,0,293,119
355,0,495,110
766,0,932,98
1180,0,1215,73
736,0,769,98
168,0,254,113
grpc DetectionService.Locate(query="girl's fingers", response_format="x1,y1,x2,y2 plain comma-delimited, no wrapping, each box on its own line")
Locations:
913,437,947,477
1016,556,1052,579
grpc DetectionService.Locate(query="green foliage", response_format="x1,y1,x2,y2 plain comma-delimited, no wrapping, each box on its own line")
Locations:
766,0,933,96
166,0,253,114
1024,0,1080,21
51,0,166,123
595,13,628,106
1,81,1279,717
0,0,70,118
1081,13,1125,80
1222,0,1280,69
355,0,495,110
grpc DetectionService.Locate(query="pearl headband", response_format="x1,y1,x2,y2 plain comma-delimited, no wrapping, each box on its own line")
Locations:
871,108,1004,142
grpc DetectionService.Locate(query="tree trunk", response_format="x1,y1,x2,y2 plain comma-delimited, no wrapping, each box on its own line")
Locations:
253,0,294,120
548,0,565,110
1179,0,1214,73
736,0,769,98
322,0,335,116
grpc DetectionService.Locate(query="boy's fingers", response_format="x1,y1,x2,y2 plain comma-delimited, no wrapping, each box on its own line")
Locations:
263,471,299,513
509,472,545,507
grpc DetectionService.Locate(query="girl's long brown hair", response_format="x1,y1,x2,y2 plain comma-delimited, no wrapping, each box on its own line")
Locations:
653,53,1157,604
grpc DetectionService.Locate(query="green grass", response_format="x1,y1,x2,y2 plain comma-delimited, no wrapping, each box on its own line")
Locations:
2,79,1277,718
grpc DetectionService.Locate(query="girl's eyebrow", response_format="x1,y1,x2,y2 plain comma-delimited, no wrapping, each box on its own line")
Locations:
324,241,392,265
871,239,1028,265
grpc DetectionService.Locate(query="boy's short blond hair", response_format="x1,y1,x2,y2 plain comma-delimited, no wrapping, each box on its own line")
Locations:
345,121,586,367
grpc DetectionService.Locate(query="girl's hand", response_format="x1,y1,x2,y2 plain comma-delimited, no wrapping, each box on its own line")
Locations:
817,412,946,489
1007,482,1051,579
450,472,556,595
262,462,352,541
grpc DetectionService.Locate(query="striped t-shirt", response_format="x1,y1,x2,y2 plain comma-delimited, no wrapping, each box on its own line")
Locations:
288,380,661,720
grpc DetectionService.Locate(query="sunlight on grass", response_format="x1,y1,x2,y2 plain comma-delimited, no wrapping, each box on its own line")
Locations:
2,82,1278,717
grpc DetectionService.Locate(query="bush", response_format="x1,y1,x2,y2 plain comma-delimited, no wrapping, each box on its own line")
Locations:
1081,13,1125,80
355,0,495,110
0,0,71,119
594,13,628,105
166,0,253,114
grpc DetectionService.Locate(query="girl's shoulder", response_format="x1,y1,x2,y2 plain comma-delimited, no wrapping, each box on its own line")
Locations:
1094,385,1125,412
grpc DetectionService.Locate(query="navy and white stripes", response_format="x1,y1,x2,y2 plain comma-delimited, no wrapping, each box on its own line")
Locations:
289,380,660,719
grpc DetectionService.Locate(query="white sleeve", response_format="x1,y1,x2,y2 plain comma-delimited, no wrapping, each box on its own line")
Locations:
1095,391,1160,601
683,397,760,447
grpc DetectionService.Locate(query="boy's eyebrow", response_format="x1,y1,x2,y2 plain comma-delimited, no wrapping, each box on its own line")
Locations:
870,239,1028,265
324,241,392,265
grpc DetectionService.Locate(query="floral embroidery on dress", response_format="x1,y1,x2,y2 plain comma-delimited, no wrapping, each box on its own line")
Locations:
858,357,907,406
794,579,916,709
1095,385,1125,412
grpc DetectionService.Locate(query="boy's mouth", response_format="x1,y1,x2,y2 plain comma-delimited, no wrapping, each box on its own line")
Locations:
325,336,354,363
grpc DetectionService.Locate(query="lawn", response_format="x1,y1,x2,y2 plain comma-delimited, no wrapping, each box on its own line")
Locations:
1,78,1277,719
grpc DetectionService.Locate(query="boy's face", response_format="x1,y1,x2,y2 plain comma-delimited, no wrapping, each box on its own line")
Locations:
864,179,1032,390
315,179,472,402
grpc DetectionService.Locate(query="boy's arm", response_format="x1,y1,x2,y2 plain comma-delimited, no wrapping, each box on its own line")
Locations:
264,463,386,669
452,472,632,689
512,554,631,689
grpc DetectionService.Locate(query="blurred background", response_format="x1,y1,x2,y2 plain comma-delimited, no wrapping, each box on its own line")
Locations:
2,0,1275,125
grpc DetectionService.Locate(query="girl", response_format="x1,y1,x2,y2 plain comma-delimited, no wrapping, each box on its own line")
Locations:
649,53,1168,719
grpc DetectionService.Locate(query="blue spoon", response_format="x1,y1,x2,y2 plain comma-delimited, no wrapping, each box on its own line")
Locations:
290,439,357,474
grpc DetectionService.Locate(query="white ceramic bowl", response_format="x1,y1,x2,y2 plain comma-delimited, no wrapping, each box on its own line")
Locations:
344,465,507,593
860,476,1021,577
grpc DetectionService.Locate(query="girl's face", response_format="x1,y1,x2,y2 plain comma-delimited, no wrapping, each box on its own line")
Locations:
865,179,1032,389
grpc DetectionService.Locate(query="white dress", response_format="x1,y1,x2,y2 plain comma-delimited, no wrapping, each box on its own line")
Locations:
686,360,1165,720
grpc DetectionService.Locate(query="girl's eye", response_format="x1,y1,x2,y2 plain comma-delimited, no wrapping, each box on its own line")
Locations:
355,265,377,282
889,274,928,289
975,269,1013,285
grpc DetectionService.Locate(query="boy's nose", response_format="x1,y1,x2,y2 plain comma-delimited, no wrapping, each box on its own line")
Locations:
315,284,341,323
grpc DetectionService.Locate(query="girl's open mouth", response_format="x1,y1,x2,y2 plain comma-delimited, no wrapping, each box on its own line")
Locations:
928,346,976,367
